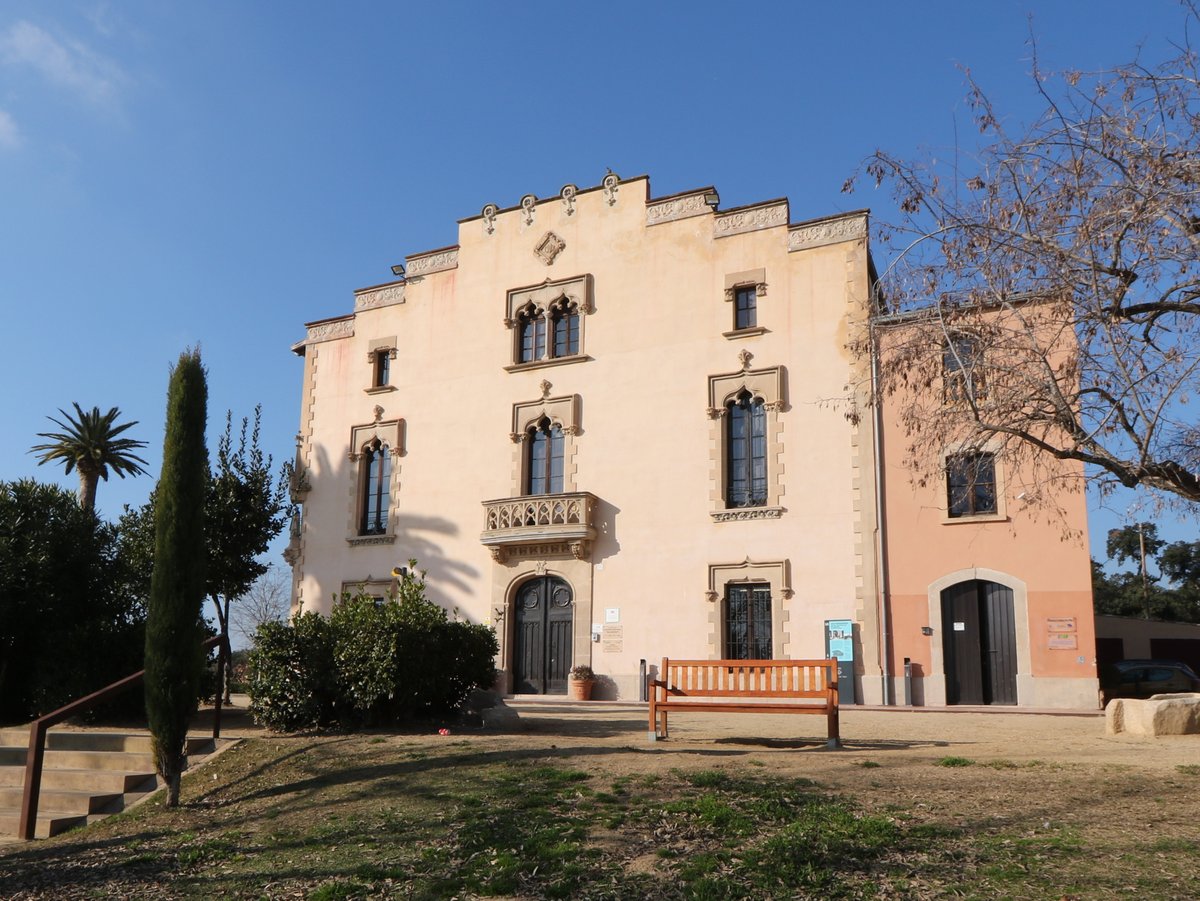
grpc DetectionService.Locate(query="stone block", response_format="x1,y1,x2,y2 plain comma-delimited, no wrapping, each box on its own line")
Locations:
1105,693,1200,736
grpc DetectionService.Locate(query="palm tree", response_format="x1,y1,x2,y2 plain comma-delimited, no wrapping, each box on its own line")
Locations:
31,403,149,512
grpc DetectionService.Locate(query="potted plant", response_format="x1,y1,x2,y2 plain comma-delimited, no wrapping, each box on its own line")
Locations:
568,664,596,701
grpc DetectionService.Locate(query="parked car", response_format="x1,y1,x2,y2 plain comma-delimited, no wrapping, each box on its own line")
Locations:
1100,659,1200,703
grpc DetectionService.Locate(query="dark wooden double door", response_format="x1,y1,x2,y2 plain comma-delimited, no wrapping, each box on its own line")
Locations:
941,580,1018,705
513,576,573,695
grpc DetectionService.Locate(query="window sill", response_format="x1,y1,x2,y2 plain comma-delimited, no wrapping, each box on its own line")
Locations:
364,385,396,395
941,513,1008,525
504,354,592,373
722,327,769,340
710,506,785,522
347,534,397,546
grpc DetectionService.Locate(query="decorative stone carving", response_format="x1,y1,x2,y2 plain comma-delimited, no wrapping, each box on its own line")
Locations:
354,285,405,312
710,507,785,522
482,203,499,235
347,535,397,547
305,318,354,345
406,247,459,276
706,407,726,420
560,184,577,216
756,281,767,297
646,192,710,225
372,405,385,423
521,194,537,225
365,346,397,363
535,560,549,575
505,274,594,326
738,349,753,370
787,213,867,252
602,171,620,206
540,379,553,398
704,590,719,604
714,202,788,238
534,231,566,266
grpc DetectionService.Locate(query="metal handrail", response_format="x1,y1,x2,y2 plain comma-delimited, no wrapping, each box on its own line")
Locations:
18,632,228,840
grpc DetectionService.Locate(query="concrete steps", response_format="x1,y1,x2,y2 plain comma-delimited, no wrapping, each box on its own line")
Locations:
0,728,216,840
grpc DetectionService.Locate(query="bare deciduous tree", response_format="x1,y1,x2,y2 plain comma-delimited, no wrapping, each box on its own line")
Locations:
232,563,292,647
845,13,1200,506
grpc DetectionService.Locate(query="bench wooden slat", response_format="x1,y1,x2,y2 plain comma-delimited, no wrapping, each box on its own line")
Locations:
649,657,841,748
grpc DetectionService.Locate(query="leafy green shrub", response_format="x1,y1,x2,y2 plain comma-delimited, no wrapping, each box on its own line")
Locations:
246,611,336,731
247,563,497,731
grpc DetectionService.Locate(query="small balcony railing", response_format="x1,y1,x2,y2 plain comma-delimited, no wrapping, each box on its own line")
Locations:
480,492,597,560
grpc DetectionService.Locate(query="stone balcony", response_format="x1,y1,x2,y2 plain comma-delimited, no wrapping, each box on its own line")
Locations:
480,492,598,563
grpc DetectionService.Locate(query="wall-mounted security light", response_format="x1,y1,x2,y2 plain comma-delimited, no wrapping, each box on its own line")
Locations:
703,191,720,210
390,264,406,278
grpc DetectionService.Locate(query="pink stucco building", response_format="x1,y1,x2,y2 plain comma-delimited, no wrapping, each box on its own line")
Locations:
286,173,1099,708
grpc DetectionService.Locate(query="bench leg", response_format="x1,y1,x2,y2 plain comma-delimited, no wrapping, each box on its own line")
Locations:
660,710,668,739
826,737,842,750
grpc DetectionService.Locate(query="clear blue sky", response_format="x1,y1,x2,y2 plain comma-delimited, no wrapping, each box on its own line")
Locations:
0,1,1192,558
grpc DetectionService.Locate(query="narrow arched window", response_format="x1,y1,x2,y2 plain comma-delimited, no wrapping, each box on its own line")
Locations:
518,305,547,363
360,440,391,534
525,417,564,495
550,297,580,358
726,390,766,508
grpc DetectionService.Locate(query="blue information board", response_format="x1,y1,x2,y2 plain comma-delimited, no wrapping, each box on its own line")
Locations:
824,619,856,705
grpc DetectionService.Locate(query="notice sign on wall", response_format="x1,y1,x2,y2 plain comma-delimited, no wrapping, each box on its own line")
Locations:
601,624,623,653
1047,616,1078,650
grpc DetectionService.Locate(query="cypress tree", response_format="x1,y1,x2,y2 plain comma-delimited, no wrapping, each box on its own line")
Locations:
144,349,208,807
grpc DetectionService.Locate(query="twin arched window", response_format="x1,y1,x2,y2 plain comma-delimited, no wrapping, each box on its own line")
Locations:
525,417,564,495
517,297,580,363
360,439,391,534
726,390,767,508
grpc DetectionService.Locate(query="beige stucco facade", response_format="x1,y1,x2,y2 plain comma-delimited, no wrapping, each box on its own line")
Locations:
286,172,1097,708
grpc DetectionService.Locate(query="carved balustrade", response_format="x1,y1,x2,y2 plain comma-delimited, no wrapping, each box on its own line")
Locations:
480,492,598,563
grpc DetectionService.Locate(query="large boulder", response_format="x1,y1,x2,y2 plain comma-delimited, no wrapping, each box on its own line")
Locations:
1106,693,1200,736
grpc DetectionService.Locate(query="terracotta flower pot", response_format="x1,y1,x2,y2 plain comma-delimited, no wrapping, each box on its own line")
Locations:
568,678,594,701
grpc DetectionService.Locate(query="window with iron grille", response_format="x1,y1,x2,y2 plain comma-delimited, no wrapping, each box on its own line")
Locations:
724,584,772,659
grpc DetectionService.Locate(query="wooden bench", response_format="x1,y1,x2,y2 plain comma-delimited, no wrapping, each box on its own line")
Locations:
648,658,841,748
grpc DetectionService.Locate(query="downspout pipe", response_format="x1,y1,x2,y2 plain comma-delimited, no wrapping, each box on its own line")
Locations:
870,320,894,706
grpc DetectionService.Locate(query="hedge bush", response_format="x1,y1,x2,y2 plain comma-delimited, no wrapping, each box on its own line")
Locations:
247,565,497,731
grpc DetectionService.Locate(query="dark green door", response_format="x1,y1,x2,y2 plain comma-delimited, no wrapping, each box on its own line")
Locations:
513,576,573,694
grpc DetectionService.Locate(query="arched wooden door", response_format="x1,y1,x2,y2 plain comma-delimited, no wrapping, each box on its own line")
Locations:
941,580,1017,705
513,576,573,694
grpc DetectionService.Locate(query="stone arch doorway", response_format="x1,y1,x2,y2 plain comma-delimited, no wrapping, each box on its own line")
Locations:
512,575,574,694
940,579,1018,705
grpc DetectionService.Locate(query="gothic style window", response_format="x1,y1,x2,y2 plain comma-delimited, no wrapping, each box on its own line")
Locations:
525,417,564,495
734,285,757,330
943,334,986,404
518,304,548,363
551,297,580,358
726,390,767,508
724,584,773,659
946,452,997,518
360,439,391,534
516,297,581,364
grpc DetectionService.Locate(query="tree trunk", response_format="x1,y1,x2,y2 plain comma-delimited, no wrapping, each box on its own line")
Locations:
78,470,98,512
